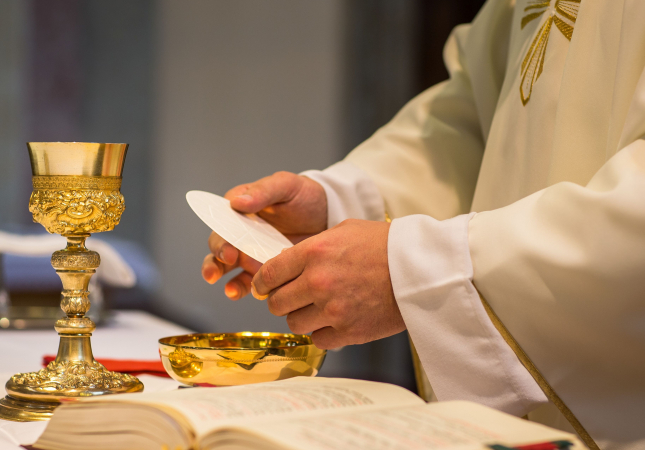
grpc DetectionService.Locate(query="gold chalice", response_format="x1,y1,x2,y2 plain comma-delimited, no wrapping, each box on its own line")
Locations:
0,143,143,422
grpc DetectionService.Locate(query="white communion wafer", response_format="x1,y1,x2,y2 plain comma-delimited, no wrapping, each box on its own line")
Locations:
186,190,293,264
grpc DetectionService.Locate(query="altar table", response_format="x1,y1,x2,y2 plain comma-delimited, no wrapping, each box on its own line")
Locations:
0,310,190,449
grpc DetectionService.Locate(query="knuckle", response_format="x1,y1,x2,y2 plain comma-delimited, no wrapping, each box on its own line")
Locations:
323,300,346,321
224,183,249,199
267,295,283,316
311,332,328,349
273,171,294,181
307,239,329,258
260,263,277,288
311,331,342,350
339,218,357,227
286,314,304,334
307,271,332,292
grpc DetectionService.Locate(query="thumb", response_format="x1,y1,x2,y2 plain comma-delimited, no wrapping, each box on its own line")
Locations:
227,172,302,214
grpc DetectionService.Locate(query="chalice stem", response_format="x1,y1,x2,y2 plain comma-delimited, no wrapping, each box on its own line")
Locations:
52,234,99,365
55,335,95,365
52,234,99,336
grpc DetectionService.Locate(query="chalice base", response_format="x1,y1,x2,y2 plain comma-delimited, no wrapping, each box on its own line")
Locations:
0,335,144,422
0,396,57,422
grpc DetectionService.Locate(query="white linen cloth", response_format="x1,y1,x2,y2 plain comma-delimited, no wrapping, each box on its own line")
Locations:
0,231,136,288
307,0,645,448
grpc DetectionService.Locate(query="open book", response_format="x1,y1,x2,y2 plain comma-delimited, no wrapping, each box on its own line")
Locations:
34,377,583,450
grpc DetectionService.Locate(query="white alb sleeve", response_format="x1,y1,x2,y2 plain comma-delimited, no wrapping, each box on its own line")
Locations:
388,213,547,416
301,161,385,228
304,160,546,417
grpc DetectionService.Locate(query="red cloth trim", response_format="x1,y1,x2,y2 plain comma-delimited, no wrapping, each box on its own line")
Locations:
42,355,170,378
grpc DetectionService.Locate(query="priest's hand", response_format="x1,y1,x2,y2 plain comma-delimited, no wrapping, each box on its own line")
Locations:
251,219,405,349
201,171,328,299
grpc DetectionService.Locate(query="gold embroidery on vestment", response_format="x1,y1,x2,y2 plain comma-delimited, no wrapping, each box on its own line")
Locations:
553,16,574,40
525,0,551,11
520,0,581,105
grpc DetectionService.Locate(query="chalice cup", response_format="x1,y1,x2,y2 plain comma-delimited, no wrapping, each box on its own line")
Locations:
0,143,143,422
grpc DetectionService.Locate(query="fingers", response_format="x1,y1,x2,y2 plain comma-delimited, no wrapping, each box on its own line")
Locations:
202,254,227,284
224,183,252,199
285,304,327,334
203,247,262,301
251,284,268,301
226,172,301,214
208,232,239,265
224,271,253,300
266,279,313,316
238,252,262,275
311,327,345,350
202,252,243,283
251,246,306,298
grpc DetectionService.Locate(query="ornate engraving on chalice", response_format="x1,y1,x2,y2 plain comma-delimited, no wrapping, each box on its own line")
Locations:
29,175,125,235
0,143,143,422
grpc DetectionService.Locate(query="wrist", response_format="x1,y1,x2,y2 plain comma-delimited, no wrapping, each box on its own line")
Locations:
301,161,385,228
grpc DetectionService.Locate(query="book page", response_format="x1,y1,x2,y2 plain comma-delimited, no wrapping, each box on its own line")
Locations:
213,401,583,450
92,377,423,438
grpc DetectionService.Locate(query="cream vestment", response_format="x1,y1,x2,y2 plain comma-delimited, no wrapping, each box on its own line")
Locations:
303,0,645,449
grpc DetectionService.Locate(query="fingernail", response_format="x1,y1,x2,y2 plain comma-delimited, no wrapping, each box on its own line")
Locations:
218,248,226,262
235,194,253,201
251,283,268,301
225,284,239,299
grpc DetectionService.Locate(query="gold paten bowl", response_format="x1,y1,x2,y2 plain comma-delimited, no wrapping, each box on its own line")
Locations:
159,332,327,386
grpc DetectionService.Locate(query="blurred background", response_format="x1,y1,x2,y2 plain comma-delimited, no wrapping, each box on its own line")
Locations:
0,0,484,392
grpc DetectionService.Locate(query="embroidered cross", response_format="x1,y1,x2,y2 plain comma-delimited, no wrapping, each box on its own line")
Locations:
520,0,581,106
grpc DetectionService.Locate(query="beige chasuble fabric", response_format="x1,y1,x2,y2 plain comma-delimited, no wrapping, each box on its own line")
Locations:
339,0,645,448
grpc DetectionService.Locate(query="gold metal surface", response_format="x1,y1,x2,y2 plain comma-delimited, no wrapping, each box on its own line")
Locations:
28,142,127,177
0,396,57,422
159,332,327,386
0,143,143,423
28,143,127,235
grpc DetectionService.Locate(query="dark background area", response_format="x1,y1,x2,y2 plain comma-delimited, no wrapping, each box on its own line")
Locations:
343,0,486,151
